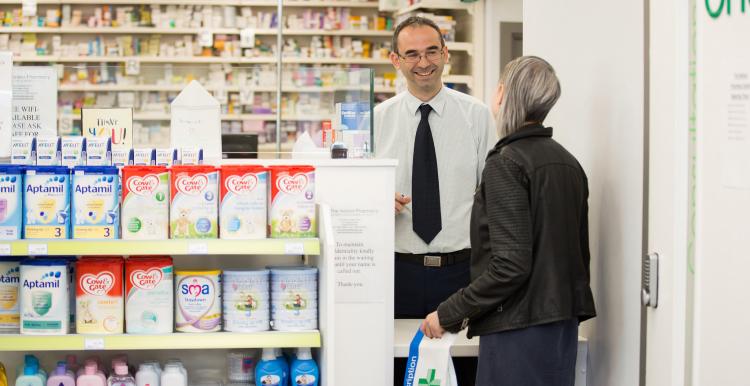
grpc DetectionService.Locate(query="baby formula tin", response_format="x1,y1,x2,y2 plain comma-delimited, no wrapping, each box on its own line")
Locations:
72,166,120,239
121,166,169,240
170,166,219,239
175,270,221,332
23,166,70,239
0,257,21,331
220,166,268,240
76,257,124,334
268,166,316,238
19,258,69,334
222,270,270,332
125,256,174,334
0,165,23,240
269,267,317,331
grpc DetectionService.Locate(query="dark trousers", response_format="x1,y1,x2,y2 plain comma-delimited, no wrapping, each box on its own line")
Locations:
394,253,476,386
476,319,578,386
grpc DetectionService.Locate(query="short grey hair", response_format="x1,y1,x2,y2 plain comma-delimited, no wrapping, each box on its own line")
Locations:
497,56,561,138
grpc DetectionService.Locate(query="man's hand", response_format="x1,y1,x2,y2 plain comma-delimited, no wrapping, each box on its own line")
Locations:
420,310,445,339
395,193,412,214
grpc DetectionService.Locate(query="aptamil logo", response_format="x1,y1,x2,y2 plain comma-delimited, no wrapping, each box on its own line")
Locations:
80,272,115,296
127,175,159,196
0,266,19,284
26,175,66,194
276,173,308,194
225,173,258,195
180,277,212,297
706,0,748,18
176,174,208,195
23,271,62,289
130,269,163,290
0,176,18,193
75,182,113,195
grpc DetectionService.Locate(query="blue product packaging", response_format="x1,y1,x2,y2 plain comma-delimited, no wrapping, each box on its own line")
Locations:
0,165,24,240
290,348,319,386
11,137,36,166
84,137,112,166
71,166,120,239
61,137,86,168
23,166,70,239
255,348,287,386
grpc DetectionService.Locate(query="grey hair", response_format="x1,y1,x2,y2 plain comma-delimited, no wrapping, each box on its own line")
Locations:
497,56,561,138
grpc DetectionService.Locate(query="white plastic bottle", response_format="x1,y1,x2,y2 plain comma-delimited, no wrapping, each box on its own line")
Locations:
160,364,186,386
135,363,160,386
107,364,135,386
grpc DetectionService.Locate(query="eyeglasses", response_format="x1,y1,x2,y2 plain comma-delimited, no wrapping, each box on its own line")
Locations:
397,48,444,64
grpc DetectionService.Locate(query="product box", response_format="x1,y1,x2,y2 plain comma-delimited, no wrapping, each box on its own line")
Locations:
220,165,267,239
71,166,120,239
61,136,86,168
76,257,124,334
112,148,134,167
35,136,61,166
0,165,23,240
155,148,178,167
11,137,36,165
125,256,173,334
23,166,70,239
121,166,170,240
84,137,112,166
178,148,204,165
170,165,219,239
268,166,316,238
133,148,156,166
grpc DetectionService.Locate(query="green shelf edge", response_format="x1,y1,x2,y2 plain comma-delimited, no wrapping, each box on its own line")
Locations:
0,238,320,256
0,331,321,351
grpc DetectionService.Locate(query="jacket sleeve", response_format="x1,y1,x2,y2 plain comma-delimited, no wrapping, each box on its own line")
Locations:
437,154,533,332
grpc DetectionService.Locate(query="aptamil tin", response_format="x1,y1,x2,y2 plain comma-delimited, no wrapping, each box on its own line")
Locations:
0,165,23,240
175,270,221,333
222,270,270,332
76,257,124,334
19,258,69,335
125,256,174,334
0,257,21,332
71,166,120,239
269,267,317,331
23,166,70,239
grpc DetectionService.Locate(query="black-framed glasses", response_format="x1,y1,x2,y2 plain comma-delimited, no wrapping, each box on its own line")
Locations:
398,47,445,64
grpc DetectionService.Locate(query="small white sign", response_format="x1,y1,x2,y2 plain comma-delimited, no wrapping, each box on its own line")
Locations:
285,242,305,255
125,59,140,76
27,243,48,255
0,244,10,256
84,338,105,350
240,28,256,48
198,30,213,47
239,89,254,106
22,0,36,17
188,242,209,254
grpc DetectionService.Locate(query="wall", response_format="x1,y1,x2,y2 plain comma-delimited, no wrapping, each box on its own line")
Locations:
523,1,644,385
483,0,522,105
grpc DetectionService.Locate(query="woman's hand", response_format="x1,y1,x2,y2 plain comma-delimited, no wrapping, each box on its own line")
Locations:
420,311,446,339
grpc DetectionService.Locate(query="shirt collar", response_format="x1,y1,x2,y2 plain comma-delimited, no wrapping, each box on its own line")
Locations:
404,86,447,117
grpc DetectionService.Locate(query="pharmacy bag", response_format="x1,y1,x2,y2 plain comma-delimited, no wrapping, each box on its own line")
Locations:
403,329,459,386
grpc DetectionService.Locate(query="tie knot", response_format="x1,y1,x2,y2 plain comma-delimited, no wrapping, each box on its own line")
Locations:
419,104,432,117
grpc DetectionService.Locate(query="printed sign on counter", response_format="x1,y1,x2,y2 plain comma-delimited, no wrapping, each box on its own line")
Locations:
11,66,57,138
82,108,134,150
170,80,222,163
0,52,11,158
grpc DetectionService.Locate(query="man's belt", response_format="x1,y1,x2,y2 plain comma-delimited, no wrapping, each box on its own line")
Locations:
395,249,471,267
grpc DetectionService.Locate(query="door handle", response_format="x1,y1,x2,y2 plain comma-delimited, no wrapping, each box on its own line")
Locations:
642,252,659,308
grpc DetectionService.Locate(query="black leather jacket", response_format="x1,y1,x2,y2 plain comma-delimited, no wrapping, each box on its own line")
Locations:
437,123,596,338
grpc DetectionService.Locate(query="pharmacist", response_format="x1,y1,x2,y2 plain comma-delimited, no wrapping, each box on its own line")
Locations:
374,17,496,324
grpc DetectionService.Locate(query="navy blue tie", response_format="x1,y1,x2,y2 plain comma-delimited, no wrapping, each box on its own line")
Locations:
412,104,442,244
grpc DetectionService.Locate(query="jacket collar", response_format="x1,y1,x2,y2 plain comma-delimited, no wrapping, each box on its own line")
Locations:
489,123,553,156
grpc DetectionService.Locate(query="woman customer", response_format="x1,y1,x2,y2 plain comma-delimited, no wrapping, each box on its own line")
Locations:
420,56,597,386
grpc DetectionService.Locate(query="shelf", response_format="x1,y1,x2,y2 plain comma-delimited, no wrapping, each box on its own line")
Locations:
0,331,321,351
2,26,392,36
13,55,391,65
58,83,395,93
0,0,379,6
60,112,336,121
443,74,473,86
395,0,473,16
0,238,320,256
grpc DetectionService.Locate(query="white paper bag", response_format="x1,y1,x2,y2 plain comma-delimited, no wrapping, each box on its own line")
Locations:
404,329,459,386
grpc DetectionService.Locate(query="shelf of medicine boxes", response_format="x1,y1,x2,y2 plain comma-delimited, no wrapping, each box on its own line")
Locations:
0,26,394,36
0,331,321,351
56,84,397,93
394,0,476,17
11,55,393,65
60,113,338,121
0,238,320,256
0,0,379,6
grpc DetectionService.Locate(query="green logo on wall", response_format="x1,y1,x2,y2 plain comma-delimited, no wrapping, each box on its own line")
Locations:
418,369,441,386
706,0,748,19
